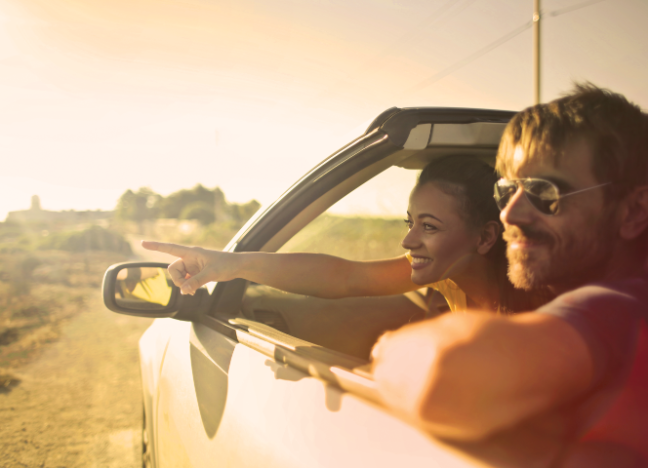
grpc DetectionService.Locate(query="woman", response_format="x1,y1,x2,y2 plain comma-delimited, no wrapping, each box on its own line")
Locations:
403,155,536,313
143,155,539,314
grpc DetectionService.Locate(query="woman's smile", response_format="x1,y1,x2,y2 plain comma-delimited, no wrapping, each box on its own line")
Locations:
409,256,432,270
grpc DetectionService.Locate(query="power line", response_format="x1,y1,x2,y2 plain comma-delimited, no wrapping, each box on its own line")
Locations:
404,21,532,95
548,0,608,18
403,0,609,96
303,0,471,107
367,0,471,63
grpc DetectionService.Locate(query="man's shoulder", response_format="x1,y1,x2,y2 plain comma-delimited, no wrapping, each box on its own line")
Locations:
584,274,648,297
535,274,646,388
539,274,648,318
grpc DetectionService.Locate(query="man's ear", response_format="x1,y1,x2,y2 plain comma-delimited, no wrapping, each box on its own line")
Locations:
477,221,500,255
619,186,648,240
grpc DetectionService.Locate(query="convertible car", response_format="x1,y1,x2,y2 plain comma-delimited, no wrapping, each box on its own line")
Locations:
103,107,522,468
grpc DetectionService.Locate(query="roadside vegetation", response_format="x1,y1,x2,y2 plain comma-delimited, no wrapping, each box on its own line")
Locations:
0,184,406,391
113,184,408,257
116,185,260,226
0,223,130,389
112,184,262,249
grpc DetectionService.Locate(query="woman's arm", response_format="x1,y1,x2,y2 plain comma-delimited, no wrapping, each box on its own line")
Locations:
142,241,418,298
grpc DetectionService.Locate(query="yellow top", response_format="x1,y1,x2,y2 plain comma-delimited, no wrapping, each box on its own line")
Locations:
427,279,467,312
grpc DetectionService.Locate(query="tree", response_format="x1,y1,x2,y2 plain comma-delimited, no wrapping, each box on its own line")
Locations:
157,184,215,219
115,187,160,222
180,202,216,225
229,199,261,224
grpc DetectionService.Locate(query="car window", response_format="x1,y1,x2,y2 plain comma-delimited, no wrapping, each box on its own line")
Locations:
241,165,426,359
278,165,417,259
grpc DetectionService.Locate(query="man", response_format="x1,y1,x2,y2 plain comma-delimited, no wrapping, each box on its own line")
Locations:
371,83,648,467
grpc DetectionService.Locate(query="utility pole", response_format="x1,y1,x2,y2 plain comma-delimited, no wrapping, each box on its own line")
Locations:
533,0,541,104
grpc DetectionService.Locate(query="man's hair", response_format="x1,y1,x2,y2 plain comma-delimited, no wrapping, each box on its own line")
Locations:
496,82,648,201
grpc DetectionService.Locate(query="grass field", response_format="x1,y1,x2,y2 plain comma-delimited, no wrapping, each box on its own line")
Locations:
279,214,408,260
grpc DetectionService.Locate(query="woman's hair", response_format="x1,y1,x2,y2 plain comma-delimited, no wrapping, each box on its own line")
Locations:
416,155,500,232
415,155,542,313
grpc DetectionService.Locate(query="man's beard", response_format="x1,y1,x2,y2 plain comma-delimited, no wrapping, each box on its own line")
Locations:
503,225,554,290
503,221,616,291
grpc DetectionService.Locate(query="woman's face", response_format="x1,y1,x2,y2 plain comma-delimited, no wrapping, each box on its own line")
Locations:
402,182,481,285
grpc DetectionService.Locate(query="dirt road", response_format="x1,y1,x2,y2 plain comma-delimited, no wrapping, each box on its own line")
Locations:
0,241,164,468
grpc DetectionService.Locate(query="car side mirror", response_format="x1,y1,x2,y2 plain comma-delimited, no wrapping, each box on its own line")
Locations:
102,262,209,321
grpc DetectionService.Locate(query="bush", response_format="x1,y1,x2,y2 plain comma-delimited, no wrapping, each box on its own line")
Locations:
229,200,261,223
115,187,160,222
39,226,132,255
180,202,216,225
0,254,42,295
157,184,218,219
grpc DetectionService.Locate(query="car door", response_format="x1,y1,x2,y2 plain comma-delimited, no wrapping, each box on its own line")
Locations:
151,108,516,468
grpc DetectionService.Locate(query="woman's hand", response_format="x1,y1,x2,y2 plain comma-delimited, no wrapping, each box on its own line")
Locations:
141,241,238,295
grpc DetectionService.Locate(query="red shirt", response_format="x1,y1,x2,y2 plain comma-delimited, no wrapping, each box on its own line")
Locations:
537,276,648,463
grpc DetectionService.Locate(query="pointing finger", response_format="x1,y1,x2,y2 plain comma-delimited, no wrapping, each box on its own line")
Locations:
142,241,193,258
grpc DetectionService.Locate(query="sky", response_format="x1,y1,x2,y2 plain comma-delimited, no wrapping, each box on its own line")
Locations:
1,0,647,220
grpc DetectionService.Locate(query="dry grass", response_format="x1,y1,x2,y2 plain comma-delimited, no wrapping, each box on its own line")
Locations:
0,250,130,379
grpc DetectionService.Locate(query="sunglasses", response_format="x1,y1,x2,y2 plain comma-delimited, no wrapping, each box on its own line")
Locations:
493,178,612,215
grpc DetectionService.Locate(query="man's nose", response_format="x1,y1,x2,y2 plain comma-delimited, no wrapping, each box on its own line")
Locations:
500,187,536,226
